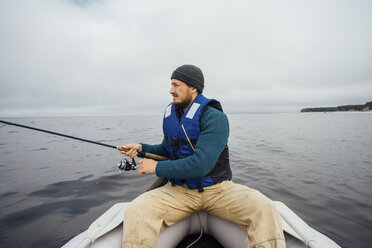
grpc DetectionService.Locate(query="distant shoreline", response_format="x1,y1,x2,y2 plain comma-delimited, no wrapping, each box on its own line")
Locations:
301,110,372,114
301,101,372,113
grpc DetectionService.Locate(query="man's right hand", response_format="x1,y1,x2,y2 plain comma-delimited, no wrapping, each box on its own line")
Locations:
117,143,142,158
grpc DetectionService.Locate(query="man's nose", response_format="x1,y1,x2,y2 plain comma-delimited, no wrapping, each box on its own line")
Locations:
170,86,175,94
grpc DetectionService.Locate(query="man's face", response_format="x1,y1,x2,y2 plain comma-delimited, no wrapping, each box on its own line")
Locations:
170,79,194,110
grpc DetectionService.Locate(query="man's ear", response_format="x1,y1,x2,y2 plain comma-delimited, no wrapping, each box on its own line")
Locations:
189,86,198,94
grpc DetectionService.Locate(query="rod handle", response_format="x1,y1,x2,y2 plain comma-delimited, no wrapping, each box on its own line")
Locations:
117,146,168,161
138,151,168,161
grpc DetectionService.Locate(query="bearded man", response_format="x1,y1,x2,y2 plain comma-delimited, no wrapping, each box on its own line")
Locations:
119,64,285,248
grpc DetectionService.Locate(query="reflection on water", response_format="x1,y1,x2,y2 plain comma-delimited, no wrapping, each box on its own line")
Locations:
0,113,372,248
0,172,153,247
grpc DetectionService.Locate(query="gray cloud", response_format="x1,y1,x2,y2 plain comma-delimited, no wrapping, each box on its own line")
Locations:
0,0,371,117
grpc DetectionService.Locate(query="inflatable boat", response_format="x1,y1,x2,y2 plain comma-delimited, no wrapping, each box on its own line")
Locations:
63,201,341,248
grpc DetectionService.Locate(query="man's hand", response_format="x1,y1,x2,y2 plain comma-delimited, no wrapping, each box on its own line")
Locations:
117,143,142,158
138,158,157,174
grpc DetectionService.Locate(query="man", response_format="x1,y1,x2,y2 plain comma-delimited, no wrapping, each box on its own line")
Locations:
119,65,285,248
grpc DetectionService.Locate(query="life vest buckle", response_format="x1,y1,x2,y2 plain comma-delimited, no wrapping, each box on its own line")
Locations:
197,182,204,193
170,179,175,186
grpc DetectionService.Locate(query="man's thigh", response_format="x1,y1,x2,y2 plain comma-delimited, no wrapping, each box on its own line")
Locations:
202,181,274,227
126,182,202,227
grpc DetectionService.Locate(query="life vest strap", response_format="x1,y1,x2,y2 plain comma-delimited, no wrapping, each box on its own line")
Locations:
168,177,214,191
164,136,197,152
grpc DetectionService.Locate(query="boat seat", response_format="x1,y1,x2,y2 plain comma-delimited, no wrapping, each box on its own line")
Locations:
157,211,247,248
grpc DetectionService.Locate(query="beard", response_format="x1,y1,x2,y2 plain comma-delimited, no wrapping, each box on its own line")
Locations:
173,94,193,111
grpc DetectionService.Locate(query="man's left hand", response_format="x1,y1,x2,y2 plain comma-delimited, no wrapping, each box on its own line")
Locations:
138,158,157,174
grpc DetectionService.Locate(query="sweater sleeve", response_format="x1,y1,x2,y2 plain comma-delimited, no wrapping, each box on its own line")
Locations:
154,106,229,180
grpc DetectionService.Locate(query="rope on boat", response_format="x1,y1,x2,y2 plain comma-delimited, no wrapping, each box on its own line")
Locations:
186,212,204,248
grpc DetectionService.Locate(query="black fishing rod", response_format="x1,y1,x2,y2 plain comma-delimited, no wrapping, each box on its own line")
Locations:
0,119,167,171
0,119,117,149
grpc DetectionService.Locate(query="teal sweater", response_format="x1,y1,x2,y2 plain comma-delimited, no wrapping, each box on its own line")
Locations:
141,106,229,180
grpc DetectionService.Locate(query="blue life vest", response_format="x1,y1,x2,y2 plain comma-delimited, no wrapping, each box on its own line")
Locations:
163,94,232,191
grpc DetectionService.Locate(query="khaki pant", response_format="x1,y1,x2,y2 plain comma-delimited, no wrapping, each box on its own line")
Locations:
123,181,285,248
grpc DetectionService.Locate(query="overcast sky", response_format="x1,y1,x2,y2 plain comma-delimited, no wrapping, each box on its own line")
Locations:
0,0,371,117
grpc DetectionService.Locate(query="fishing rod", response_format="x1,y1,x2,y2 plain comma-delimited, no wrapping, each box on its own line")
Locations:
0,119,167,171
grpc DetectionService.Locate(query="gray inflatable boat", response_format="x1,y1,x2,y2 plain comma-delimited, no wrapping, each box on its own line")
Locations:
63,201,341,248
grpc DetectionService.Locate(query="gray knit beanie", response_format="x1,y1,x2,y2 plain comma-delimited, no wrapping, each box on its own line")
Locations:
171,64,204,93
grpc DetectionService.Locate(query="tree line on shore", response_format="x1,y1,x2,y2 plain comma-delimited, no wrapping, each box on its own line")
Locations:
301,101,372,112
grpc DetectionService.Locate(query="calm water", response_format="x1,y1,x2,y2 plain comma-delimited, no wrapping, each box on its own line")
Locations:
0,113,371,248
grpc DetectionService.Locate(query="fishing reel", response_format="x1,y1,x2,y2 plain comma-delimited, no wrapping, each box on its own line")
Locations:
118,157,137,172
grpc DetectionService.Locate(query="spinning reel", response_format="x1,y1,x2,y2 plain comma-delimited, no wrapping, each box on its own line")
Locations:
118,157,137,172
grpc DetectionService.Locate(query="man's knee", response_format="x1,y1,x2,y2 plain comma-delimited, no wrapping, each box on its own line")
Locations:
124,194,154,220
124,202,137,220
251,191,278,216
